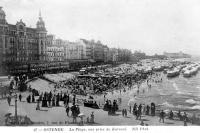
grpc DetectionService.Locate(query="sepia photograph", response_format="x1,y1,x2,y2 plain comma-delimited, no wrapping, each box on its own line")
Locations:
0,0,200,129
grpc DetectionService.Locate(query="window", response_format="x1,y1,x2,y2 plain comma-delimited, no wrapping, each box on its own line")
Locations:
19,25,23,30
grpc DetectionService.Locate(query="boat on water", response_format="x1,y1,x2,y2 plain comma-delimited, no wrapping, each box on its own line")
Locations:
167,68,180,77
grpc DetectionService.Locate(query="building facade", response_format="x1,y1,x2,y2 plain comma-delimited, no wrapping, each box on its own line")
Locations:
103,45,109,62
109,48,119,62
46,46,65,61
163,51,191,58
63,39,86,60
0,7,48,73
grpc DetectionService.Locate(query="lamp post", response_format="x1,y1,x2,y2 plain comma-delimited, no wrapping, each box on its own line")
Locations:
14,93,18,125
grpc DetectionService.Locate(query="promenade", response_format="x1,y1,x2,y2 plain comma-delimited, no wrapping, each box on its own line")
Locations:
0,95,191,126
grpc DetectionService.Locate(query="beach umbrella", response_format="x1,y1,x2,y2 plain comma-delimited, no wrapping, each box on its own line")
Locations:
164,109,170,114
5,113,12,117
78,113,86,117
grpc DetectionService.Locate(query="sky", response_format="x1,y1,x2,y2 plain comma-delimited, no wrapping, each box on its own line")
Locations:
1,0,200,56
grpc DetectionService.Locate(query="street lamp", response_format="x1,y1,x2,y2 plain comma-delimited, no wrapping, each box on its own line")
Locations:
14,93,18,125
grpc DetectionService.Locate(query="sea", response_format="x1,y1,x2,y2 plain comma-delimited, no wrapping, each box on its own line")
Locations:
92,57,200,116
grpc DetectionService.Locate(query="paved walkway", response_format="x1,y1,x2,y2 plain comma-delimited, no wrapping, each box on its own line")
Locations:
0,96,192,126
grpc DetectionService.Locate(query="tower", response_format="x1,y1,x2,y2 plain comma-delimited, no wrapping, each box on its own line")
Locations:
0,6,6,25
36,10,47,61
0,7,7,75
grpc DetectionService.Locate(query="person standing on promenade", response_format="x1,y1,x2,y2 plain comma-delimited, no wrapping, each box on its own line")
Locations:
183,112,188,126
138,104,142,120
142,104,146,115
151,102,156,116
159,110,165,123
71,104,77,123
90,112,94,123
32,94,35,103
65,105,70,117
73,94,76,105
19,93,22,102
36,99,40,110
146,105,150,115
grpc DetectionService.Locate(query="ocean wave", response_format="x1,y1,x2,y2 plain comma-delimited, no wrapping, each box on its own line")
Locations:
185,99,200,104
159,102,174,108
196,86,200,89
191,105,200,110
159,101,200,110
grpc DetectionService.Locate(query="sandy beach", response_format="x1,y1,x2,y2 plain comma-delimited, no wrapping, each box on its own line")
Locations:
0,71,196,126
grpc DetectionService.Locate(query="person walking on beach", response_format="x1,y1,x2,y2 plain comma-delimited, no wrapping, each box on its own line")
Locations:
169,110,174,120
135,107,139,120
7,95,11,106
65,105,70,117
133,103,137,116
19,94,22,102
122,109,124,117
124,109,127,117
159,110,165,123
138,104,142,120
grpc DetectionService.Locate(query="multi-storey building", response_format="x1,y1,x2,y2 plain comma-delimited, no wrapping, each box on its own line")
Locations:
46,46,65,61
63,39,86,60
109,48,119,62
79,39,110,63
46,36,65,62
46,34,55,46
80,39,94,60
0,7,48,73
93,40,104,62
163,51,191,58
103,45,109,62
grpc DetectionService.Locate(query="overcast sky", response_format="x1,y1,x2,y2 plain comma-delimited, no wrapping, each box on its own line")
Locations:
1,0,200,55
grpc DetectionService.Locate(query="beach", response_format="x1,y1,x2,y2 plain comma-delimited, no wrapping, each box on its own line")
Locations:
0,59,200,126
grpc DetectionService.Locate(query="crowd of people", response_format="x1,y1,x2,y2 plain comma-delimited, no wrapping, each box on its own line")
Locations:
3,63,200,126
129,102,156,120
103,99,119,115
26,90,71,108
